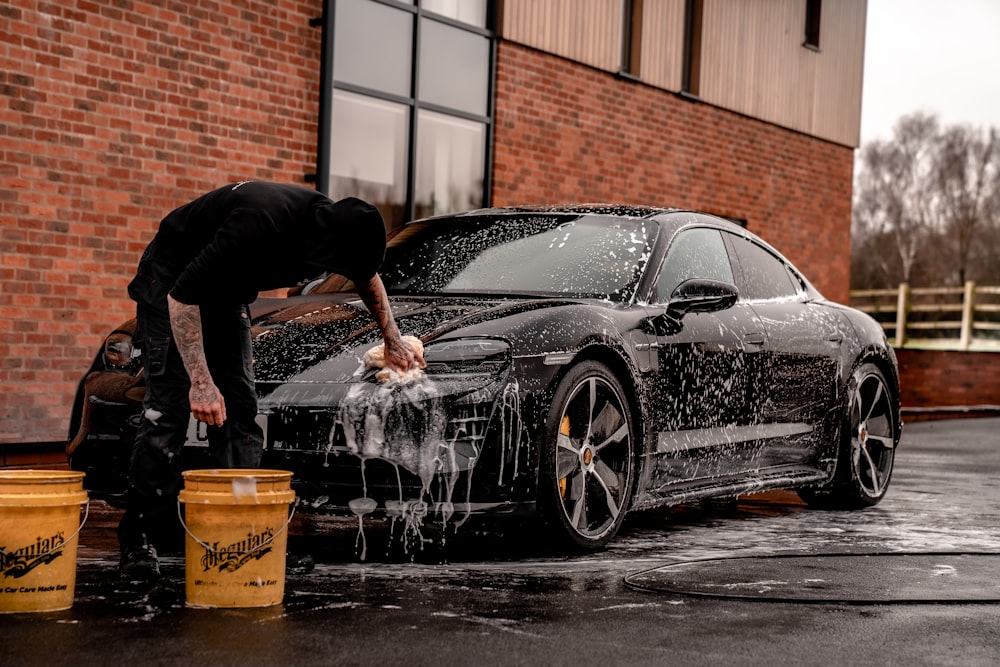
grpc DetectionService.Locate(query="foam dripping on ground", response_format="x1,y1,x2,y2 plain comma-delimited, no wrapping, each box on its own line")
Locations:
333,371,525,560
337,378,447,559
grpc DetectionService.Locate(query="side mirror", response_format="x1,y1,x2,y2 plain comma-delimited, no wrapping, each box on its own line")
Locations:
668,279,739,316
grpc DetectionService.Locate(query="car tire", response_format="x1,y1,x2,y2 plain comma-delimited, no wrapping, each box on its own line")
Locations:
798,361,899,510
538,360,637,550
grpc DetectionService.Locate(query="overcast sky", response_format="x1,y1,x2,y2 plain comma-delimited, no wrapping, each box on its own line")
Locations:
859,0,1000,144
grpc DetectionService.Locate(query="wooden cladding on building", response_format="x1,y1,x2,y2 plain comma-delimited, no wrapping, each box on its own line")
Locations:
499,0,867,147
640,0,686,92
699,0,866,146
499,0,625,71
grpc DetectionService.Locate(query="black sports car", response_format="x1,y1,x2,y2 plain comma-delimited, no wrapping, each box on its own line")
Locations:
68,206,901,550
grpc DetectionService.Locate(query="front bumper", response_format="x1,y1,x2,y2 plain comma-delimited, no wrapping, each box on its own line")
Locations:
254,369,529,520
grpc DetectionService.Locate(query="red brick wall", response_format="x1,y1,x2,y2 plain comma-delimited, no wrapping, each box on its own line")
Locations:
492,42,853,304
1,0,322,444
896,349,1000,410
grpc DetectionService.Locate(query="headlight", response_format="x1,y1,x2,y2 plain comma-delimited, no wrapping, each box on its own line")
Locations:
422,338,511,372
103,331,136,369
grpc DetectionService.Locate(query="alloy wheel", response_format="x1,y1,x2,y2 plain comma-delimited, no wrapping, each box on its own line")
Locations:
554,375,632,540
850,369,896,499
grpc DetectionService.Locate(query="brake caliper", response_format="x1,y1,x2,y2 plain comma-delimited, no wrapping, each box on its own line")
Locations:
558,415,570,498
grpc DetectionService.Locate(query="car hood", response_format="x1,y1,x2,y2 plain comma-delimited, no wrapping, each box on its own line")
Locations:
251,294,558,385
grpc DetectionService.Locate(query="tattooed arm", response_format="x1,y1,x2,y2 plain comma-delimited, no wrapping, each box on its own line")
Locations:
167,295,227,426
356,273,425,372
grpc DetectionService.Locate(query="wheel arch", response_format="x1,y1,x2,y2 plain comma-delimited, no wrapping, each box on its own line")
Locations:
800,351,901,509
547,342,645,443
851,346,903,443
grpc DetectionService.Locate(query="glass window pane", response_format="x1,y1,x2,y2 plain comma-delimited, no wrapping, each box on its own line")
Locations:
421,0,487,27
418,18,489,115
729,235,798,300
657,228,734,302
334,0,412,97
415,110,485,218
329,90,409,229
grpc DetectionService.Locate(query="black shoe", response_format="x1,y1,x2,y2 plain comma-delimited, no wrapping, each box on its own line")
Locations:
120,545,160,581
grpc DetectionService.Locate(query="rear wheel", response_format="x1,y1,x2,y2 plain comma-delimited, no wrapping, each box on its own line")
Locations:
538,361,637,550
799,361,899,509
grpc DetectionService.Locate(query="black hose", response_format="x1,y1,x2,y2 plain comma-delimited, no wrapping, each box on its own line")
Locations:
623,551,1000,605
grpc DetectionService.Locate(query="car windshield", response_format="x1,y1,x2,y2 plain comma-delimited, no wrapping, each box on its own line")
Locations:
378,214,655,300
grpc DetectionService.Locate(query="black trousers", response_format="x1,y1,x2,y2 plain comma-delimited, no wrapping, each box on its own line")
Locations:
117,302,264,553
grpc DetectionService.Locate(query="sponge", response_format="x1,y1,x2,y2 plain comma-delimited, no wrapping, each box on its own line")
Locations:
362,335,425,384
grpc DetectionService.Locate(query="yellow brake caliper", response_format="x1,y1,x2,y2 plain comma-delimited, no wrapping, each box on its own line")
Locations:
559,415,570,498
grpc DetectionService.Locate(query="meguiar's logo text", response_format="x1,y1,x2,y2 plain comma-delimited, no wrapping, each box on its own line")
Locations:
200,528,274,573
0,532,66,579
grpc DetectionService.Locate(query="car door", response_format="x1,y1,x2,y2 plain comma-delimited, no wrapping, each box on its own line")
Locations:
724,232,841,472
641,226,770,490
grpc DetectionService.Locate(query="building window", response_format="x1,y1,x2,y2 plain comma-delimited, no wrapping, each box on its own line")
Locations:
682,0,703,96
332,0,413,97
329,90,409,225
620,0,643,77
415,110,485,218
422,0,487,28
320,0,494,230
804,0,821,50
418,17,490,116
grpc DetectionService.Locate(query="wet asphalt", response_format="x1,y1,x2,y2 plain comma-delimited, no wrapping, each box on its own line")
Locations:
3,417,1000,666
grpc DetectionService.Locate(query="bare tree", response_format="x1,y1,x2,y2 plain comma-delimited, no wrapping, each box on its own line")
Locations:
930,125,1000,285
852,113,1000,290
853,113,939,286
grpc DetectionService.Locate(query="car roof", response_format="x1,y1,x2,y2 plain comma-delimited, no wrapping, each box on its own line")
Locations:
444,205,754,238
412,204,764,242
455,204,679,219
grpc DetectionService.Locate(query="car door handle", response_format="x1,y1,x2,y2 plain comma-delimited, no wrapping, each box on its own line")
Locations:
827,333,844,344
744,332,766,346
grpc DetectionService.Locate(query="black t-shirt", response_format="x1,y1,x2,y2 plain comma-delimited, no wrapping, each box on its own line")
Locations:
128,182,386,308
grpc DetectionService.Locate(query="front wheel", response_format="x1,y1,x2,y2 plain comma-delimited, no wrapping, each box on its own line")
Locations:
798,361,899,509
538,361,637,550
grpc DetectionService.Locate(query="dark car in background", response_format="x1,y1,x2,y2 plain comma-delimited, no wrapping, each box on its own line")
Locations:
68,206,901,550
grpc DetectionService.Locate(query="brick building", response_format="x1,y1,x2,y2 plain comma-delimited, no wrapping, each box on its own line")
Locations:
0,0,867,449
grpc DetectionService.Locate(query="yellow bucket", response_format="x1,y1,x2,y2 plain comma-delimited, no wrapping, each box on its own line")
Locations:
178,469,295,608
0,470,88,613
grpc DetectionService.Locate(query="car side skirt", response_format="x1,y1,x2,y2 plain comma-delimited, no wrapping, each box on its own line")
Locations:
632,467,829,512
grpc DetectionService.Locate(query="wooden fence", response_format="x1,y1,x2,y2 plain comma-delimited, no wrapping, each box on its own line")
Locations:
849,282,1000,351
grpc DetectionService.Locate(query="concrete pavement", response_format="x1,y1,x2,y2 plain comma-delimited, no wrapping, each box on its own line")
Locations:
3,417,999,666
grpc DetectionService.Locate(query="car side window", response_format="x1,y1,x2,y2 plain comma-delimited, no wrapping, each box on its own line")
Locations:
727,234,799,300
655,228,735,303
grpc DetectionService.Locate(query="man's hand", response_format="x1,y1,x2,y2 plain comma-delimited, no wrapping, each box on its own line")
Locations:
382,330,426,373
189,379,227,426
168,294,227,425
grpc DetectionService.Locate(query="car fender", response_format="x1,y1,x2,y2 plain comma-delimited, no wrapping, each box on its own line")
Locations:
486,307,649,501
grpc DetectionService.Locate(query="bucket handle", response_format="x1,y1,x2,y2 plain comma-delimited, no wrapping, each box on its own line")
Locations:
176,498,298,556
0,501,89,561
